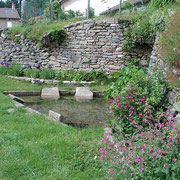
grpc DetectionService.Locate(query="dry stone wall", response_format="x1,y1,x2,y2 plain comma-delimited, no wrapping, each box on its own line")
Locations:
148,33,167,75
0,18,151,73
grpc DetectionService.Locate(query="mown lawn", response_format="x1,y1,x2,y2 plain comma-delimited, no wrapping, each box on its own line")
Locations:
0,75,109,92
0,75,105,179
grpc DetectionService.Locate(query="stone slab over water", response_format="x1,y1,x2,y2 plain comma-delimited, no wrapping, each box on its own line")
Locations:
41,87,60,100
75,87,93,100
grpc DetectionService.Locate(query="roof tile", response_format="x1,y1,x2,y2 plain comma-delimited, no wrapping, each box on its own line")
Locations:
0,8,20,19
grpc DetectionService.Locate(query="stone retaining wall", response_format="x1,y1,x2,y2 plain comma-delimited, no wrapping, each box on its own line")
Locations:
0,18,152,73
148,33,167,75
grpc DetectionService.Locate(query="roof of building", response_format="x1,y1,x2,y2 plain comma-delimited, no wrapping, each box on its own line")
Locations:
0,8,20,19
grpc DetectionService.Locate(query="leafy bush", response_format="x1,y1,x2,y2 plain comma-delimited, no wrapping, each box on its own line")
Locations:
55,70,76,81
105,65,168,109
67,9,75,18
39,68,55,79
159,10,180,67
99,106,179,179
55,70,108,83
123,2,134,12
49,29,67,45
58,11,68,20
122,9,166,51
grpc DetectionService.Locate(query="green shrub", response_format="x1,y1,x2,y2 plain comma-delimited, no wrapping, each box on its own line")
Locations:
122,9,166,51
55,70,76,81
49,29,67,45
55,70,108,83
39,68,55,79
123,1,134,12
67,9,75,18
58,11,68,20
24,68,40,78
105,65,168,109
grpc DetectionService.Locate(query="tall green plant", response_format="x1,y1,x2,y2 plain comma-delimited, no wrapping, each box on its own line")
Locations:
159,10,180,67
149,0,176,8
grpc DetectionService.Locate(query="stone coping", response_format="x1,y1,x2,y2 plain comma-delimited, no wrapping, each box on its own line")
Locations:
63,18,119,29
7,76,95,86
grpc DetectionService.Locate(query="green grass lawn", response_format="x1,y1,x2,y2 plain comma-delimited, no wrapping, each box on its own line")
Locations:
0,75,109,92
0,75,105,179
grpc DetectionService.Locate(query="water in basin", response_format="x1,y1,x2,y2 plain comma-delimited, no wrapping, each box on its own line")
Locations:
22,96,112,127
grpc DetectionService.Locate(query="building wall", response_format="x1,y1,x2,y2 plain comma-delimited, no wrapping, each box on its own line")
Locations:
0,18,20,30
61,0,123,16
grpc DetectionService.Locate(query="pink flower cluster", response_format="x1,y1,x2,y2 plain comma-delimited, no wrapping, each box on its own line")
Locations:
98,88,179,179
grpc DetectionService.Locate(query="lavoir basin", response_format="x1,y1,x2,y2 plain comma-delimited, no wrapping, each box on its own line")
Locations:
22,96,112,128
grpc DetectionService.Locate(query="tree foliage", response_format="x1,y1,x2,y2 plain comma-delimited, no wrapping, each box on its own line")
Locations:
45,0,62,20
26,0,48,9
0,0,19,8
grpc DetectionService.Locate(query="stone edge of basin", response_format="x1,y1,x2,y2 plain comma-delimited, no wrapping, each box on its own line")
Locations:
7,93,66,126
7,76,95,85
3,90,104,97
6,92,105,127
8,93,41,115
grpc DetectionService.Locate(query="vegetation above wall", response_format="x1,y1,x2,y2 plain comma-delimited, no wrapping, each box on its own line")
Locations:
5,17,85,42
159,9,180,68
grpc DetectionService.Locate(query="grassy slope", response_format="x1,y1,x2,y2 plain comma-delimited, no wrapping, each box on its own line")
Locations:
8,13,131,41
9,17,86,41
0,75,105,179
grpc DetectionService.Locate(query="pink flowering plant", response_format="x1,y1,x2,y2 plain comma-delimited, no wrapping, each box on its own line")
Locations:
109,85,153,135
98,88,179,179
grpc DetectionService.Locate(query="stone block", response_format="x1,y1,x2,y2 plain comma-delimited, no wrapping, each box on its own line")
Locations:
13,100,24,108
139,60,148,66
75,87,93,100
175,113,180,123
108,65,120,70
174,102,180,112
41,87,60,99
44,80,54,84
8,108,16,113
25,107,41,115
49,110,63,122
